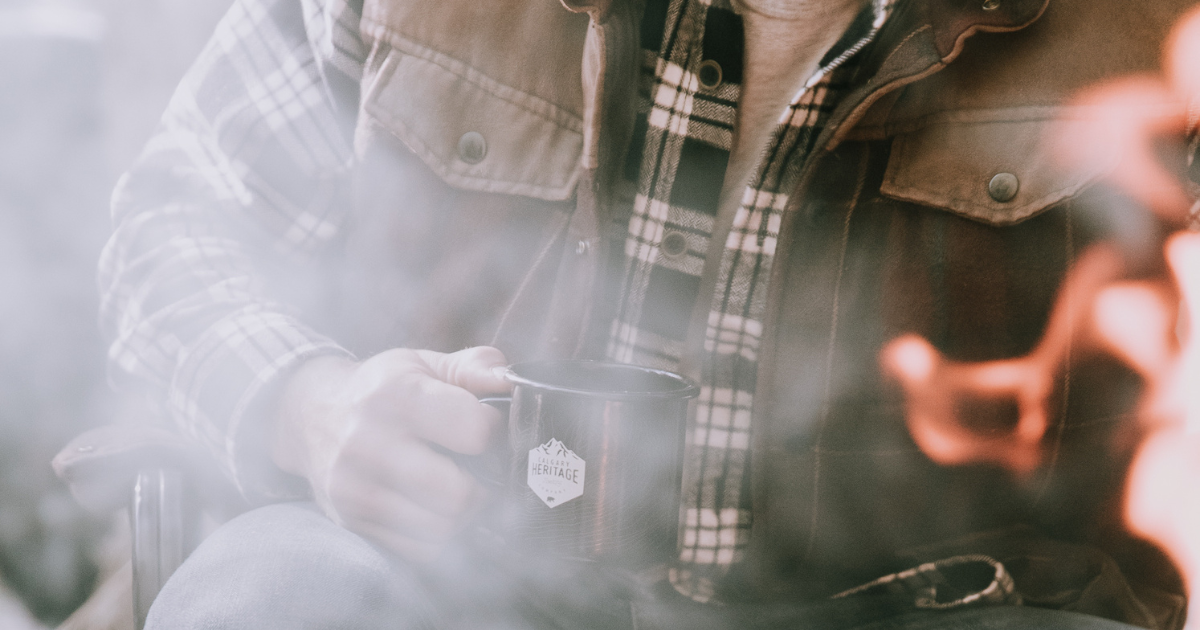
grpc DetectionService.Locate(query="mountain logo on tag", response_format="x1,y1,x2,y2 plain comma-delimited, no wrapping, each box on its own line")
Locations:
527,438,586,508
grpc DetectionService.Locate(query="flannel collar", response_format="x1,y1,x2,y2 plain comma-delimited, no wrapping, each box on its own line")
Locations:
802,0,896,93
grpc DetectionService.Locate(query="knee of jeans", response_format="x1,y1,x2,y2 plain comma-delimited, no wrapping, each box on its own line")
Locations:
146,502,432,630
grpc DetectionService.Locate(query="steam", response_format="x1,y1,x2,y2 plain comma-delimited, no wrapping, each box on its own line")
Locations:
3,0,1198,624
0,0,227,624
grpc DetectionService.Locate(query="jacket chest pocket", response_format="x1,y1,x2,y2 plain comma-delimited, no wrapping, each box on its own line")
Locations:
879,108,1104,226
358,42,586,202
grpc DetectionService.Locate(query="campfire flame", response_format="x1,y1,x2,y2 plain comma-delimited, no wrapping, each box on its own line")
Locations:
1051,6,1200,224
883,6,1200,623
881,245,1123,475
1120,233,1200,606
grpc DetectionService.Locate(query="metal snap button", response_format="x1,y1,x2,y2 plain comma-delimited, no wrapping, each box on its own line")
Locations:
982,0,1000,10
661,231,688,258
458,131,487,164
988,172,1019,202
698,59,723,90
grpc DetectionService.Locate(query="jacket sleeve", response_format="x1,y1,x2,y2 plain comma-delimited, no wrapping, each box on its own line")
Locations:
98,0,366,501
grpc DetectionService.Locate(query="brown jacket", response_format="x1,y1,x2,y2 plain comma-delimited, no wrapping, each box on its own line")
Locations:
338,0,1194,625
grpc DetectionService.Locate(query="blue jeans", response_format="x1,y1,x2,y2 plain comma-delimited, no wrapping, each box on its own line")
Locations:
145,502,1145,630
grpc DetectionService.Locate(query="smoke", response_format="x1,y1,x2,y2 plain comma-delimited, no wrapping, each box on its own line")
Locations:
2,0,1196,625
0,0,228,623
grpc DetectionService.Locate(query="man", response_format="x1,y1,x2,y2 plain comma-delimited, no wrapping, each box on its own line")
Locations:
99,0,1195,626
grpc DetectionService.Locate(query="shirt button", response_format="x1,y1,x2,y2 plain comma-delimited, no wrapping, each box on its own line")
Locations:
458,131,487,164
988,172,1019,202
698,59,723,90
661,231,688,258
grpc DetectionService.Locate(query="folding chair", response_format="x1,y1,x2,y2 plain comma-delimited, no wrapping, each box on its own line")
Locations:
54,425,244,629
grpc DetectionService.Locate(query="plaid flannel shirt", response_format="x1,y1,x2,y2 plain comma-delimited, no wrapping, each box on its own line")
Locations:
99,0,366,497
99,0,1200,617
608,0,893,601
100,0,888,584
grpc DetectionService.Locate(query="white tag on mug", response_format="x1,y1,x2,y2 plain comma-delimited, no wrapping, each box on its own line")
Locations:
527,438,586,508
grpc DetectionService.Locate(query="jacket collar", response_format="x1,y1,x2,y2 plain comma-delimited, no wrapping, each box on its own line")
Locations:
922,0,1051,59
560,0,1051,44
815,0,1051,149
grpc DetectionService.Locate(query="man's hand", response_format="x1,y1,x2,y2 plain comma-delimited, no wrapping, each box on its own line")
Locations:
271,347,511,561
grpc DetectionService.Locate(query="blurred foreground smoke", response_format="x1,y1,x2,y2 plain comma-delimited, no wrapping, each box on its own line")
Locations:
0,1,112,624
0,0,226,624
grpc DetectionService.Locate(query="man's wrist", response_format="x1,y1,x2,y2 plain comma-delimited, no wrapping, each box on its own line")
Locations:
270,354,358,478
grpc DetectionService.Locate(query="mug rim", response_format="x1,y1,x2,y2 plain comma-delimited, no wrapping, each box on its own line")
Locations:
505,360,700,400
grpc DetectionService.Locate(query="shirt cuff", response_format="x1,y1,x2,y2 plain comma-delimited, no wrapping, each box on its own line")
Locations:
167,307,353,503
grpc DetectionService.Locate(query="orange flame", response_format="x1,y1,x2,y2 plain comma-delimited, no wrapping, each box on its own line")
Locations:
881,245,1122,475
1053,6,1200,224
883,6,1200,619
883,236,1198,619
1118,233,1200,603
1076,6,1200,615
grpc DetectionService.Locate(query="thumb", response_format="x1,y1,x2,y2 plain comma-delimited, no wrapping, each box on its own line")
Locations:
417,346,511,396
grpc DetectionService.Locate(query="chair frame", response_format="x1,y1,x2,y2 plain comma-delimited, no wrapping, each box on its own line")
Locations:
130,468,200,629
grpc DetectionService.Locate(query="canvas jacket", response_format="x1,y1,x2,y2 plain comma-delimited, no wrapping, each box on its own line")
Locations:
98,0,1197,624
340,0,1198,623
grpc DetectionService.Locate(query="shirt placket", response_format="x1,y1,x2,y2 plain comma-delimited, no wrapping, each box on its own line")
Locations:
606,0,741,371
673,1,896,601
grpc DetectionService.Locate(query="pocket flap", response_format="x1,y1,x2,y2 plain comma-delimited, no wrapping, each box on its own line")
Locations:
362,44,585,201
880,111,1102,225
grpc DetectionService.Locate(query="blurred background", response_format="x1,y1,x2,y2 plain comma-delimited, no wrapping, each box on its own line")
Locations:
0,0,231,625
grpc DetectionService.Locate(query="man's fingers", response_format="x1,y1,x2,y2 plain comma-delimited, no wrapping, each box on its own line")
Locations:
397,378,503,454
383,439,487,518
345,438,487,518
416,346,511,397
361,347,507,454
309,346,506,557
